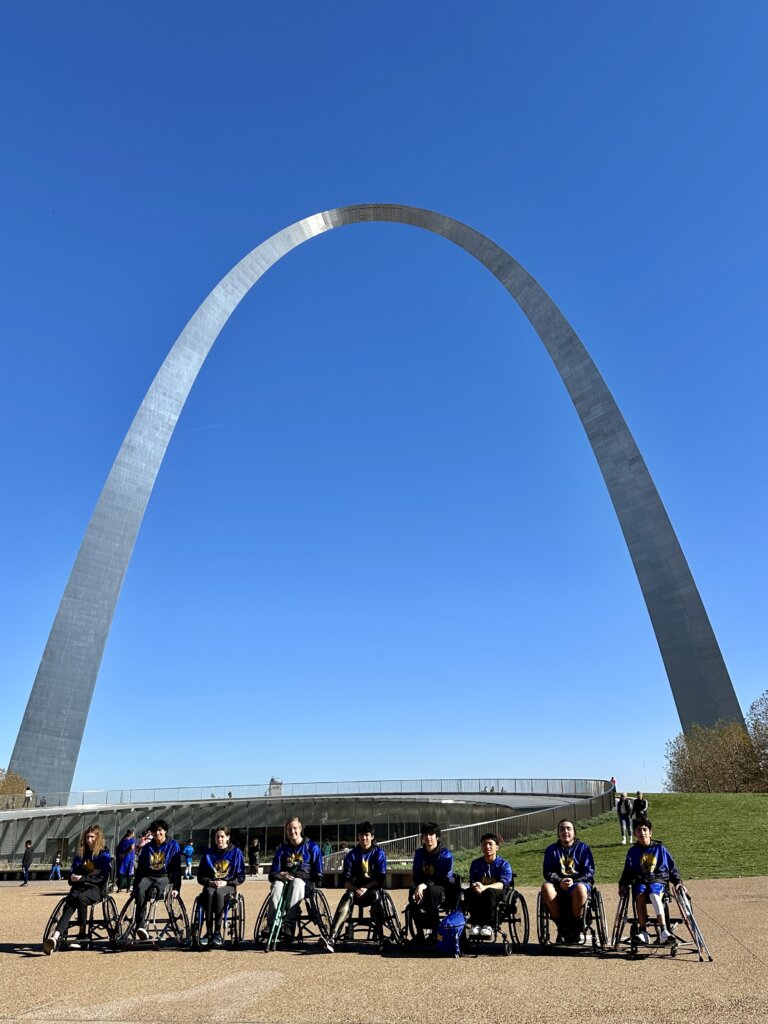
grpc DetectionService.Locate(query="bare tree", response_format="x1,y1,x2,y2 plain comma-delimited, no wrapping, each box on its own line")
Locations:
665,691,768,792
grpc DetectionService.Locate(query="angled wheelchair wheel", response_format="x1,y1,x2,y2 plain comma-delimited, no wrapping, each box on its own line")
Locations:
190,895,204,950
42,896,69,950
590,889,608,951
166,892,190,946
225,892,245,948
304,887,332,944
536,891,551,946
378,890,404,946
102,895,120,949
610,890,629,951
253,891,274,950
505,890,530,950
115,893,137,944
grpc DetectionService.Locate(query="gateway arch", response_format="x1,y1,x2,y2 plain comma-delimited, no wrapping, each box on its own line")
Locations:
9,204,743,798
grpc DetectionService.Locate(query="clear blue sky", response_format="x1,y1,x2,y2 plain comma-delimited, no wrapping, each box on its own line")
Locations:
1,2,766,796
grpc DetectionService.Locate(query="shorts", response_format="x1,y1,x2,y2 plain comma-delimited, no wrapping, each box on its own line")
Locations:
632,881,665,896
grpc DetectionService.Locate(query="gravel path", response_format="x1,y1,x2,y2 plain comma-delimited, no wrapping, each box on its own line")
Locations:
1,877,766,1023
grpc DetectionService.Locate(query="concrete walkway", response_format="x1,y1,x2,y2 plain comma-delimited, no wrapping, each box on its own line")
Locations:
1,877,766,1023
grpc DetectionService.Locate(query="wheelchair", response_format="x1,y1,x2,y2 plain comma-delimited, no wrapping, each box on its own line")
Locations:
461,882,530,955
333,888,404,952
537,883,608,953
253,882,332,951
190,889,245,950
611,883,713,961
115,883,190,948
42,890,119,953
403,877,463,945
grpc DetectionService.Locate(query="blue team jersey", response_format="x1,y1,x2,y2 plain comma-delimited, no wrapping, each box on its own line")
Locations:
342,844,387,886
70,849,112,889
619,841,681,888
269,839,323,883
136,839,182,884
542,840,595,886
412,844,455,886
197,844,246,886
117,837,135,875
469,854,513,888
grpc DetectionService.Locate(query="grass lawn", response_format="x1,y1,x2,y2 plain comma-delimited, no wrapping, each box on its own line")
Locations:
451,792,768,886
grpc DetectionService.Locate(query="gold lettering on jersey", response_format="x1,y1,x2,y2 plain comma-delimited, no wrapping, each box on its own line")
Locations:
361,856,370,877
83,860,95,872
214,859,229,879
150,850,166,871
640,852,658,875
559,855,575,876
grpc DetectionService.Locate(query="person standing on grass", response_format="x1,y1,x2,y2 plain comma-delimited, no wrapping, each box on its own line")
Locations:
617,792,633,845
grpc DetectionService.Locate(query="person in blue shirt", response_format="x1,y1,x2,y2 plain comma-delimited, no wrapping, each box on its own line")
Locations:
323,821,387,952
183,839,195,880
408,822,456,942
618,819,682,945
196,825,246,947
131,818,182,941
43,824,112,954
116,829,136,892
541,819,595,944
266,816,324,941
466,833,513,938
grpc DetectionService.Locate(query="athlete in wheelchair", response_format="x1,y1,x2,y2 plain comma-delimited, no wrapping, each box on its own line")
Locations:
405,822,458,944
43,824,116,954
116,818,189,946
612,819,712,960
537,819,600,947
192,825,246,949
322,822,402,952
462,832,529,953
253,815,331,950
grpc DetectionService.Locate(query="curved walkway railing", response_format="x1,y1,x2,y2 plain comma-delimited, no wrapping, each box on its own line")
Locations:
10,776,609,811
323,787,615,869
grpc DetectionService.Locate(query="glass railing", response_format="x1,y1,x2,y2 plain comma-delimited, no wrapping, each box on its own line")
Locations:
11,777,610,811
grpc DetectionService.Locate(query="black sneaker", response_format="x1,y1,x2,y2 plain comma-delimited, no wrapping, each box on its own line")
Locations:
211,932,223,948
199,934,209,948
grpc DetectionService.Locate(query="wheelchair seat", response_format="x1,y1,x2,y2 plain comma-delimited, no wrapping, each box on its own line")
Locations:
115,883,190,948
190,889,245,950
336,889,404,951
403,874,463,945
462,881,530,955
537,884,607,953
253,882,332,951
42,890,119,953
611,883,713,961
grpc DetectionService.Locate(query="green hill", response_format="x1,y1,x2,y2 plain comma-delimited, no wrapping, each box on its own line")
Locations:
452,792,768,885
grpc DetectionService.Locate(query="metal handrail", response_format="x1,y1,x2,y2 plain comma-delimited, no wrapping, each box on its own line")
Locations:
15,776,609,810
322,787,616,869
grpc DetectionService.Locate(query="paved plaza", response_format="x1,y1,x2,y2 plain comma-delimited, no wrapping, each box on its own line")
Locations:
1,877,766,1024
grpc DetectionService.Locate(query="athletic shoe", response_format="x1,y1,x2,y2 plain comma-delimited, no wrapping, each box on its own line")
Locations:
659,928,673,944
199,934,209,948
636,930,650,945
68,941,83,950
136,927,149,941
43,934,59,955
469,925,481,937
211,932,223,948
320,934,334,953
577,931,586,946
621,838,626,845
480,926,494,940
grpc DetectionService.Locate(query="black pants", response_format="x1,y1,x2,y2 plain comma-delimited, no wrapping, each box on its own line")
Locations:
466,887,501,927
133,875,170,929
199,884,236,932
57,885,102,935
408,882,451,936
